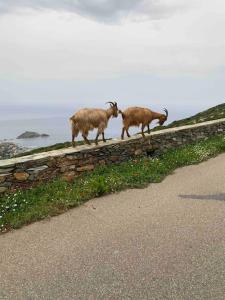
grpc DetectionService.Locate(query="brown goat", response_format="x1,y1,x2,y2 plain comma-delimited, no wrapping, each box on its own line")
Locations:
70,102,119,147
120,107,168,139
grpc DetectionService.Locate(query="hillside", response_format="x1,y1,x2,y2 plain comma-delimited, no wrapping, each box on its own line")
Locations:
167,102,225,128
152,102,225,131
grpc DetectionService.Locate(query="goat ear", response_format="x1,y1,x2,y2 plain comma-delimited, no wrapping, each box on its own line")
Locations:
114,101,118,107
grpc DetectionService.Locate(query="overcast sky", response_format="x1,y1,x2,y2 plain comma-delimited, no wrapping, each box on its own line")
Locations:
0,0,225,119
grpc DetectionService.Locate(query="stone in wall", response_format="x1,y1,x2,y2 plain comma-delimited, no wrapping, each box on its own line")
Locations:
0,174,7,183
0,187,7,193
77,165,95,172
0,168,14,174
135,149,143,156
62,171,76,183
14,172,29,181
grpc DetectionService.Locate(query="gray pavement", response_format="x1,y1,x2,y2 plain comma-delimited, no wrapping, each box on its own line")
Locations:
0,154,225,300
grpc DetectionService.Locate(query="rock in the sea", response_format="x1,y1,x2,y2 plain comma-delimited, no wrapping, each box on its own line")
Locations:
41,133,49,137
17,131,49,139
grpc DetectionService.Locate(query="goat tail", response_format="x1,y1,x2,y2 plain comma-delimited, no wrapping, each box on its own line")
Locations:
118,110,125,120
69,116,74,124
70,116,77,129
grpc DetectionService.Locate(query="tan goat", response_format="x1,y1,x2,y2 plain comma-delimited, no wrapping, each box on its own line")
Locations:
70,102,119,147
120,107,168,139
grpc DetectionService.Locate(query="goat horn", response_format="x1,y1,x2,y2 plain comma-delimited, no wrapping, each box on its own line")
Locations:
163,108,168,117
106,101,114,106
114,101,118,106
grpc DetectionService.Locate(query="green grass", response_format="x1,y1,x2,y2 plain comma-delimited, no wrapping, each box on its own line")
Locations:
1,135,225,234
14,141,82,157
14,139,112,158
149,102,225,132
164,102,225,129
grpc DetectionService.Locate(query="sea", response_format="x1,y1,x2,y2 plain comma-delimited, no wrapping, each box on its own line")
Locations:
0,116,139,150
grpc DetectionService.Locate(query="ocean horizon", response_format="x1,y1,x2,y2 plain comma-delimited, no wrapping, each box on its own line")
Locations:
0,115,139,149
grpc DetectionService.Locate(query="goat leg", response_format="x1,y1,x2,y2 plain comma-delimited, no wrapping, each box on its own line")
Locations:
71,126,78,147
82,134,91,145
121,127,125,140
147,125,150,134
141,124,146,138
72,135,76,147
126,129,130,138
102,132,106,143
86,138,91,145
95,132,100,145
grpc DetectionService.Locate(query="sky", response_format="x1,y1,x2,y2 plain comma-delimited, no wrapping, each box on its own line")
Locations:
0,0,225,120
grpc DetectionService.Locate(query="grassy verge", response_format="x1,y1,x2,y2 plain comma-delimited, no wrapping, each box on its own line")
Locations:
1,135,225,234
166,102,225,128
14,141,82,157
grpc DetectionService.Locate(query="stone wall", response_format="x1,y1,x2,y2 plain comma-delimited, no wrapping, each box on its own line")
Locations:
0,118,225,194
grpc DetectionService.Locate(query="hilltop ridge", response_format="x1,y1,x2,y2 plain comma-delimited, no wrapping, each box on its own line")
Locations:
167,102,225,128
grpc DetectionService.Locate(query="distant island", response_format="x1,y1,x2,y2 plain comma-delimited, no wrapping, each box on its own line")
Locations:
17,131,50,139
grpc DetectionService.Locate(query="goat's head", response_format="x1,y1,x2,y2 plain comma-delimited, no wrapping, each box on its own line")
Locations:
158,108,168,125
106,101,119,118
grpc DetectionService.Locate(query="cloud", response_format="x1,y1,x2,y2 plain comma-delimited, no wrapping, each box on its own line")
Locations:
0,0,191,22
1,0,225,82
0,0,224,117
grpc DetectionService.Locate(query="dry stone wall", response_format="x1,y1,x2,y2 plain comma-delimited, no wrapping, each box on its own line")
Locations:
0,118,225,193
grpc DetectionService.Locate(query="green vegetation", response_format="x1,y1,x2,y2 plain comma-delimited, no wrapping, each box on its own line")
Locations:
14,140,96,157
16,142,73,156
161,102,225,130
1,135,225,234
149,102,225,132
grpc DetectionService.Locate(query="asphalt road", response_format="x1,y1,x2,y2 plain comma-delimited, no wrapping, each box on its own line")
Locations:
1,154,225,300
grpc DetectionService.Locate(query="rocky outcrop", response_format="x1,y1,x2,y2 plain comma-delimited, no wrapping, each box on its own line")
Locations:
0,143,26,160
17,131,49,139
0,118,225,194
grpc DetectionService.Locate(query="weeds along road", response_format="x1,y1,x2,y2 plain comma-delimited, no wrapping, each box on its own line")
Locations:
1,154,225,300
